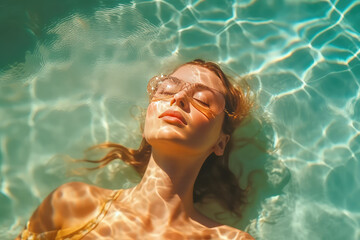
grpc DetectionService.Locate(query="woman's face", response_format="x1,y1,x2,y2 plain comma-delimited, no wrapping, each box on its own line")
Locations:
144,64,228,156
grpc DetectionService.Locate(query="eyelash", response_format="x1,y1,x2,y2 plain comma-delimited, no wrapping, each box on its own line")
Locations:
194,98,210,107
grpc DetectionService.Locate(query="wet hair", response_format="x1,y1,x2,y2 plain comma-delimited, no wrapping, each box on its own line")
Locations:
85,59,253,217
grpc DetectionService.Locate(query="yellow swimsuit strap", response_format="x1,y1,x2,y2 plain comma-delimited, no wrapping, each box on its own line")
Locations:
21,189,123,240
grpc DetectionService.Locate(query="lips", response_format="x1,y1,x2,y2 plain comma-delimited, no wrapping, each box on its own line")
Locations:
158,110,187,125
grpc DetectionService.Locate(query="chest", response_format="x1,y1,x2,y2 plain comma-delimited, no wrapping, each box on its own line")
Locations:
81,207,216,240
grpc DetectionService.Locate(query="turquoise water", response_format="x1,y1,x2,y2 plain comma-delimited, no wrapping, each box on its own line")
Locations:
1,0,359,239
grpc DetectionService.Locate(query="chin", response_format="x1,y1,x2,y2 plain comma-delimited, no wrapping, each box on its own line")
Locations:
145,128,186,144
144,117,188,140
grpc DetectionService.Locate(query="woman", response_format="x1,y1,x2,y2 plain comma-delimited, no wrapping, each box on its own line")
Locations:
18,59,254,239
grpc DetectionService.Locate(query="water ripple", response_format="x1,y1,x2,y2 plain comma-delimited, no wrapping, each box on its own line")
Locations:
1,0,360,239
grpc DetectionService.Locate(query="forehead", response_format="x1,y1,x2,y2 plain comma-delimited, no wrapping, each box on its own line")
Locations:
169,65,226,94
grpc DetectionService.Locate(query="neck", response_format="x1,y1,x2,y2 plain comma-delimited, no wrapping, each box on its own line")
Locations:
128,149,208,224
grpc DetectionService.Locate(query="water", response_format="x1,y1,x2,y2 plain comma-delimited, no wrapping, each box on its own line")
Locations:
0,0,359,239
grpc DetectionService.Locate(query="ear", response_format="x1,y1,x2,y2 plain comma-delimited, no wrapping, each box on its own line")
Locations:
213,132,230,156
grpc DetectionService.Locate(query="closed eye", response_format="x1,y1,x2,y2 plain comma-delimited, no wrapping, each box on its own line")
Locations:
193,90,211,107
194,98,210,107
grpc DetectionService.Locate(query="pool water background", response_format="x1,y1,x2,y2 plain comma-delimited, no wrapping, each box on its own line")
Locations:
0,0,359,239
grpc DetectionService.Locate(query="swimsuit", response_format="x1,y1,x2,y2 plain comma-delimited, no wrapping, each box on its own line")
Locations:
20,190,122,240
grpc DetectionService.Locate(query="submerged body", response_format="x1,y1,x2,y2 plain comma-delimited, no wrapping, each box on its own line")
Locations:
20,181,253,240
19,60,254,240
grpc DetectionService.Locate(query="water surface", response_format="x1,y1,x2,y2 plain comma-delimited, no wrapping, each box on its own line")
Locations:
1,0,359,239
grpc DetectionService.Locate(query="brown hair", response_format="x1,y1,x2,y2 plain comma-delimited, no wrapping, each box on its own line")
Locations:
84,59,253,216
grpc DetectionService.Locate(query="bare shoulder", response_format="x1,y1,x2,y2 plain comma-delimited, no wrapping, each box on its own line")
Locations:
27,182,113,233
214,225,255,240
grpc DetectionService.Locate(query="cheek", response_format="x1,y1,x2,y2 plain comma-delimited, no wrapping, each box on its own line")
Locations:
143,101,170,140
146,101,168,116
146,102,156,117
143,103,157,137
187,109,224,146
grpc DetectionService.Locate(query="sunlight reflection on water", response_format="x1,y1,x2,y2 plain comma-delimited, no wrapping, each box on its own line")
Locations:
1,0,359,239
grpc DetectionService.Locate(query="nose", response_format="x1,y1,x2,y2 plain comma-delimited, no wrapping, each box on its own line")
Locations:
170,90,190,112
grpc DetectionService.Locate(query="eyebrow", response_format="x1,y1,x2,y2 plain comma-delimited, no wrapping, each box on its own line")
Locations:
167,75,225,96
